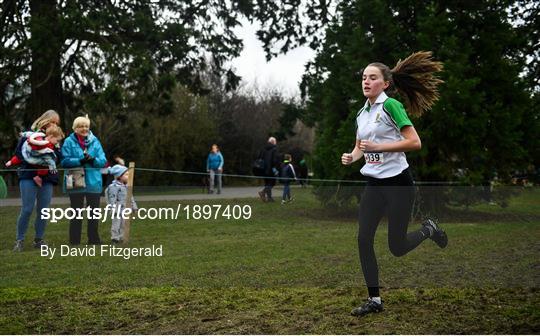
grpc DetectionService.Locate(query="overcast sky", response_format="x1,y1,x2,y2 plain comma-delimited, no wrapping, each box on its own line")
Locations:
230,20,316,98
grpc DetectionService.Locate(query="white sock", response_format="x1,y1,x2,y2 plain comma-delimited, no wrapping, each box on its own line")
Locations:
370,296,382,304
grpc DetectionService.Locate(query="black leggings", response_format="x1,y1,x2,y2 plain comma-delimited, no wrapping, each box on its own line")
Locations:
357,169,427,296
68,193,101,245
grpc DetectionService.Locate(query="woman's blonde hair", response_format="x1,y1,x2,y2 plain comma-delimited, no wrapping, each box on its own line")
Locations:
72,115,91,130
368,51,444,116
31,110,60,131
45,124,65,139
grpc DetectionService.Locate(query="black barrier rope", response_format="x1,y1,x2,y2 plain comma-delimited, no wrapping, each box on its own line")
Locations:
0,167,462,185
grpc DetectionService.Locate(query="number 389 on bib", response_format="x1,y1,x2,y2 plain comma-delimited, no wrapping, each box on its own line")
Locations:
364,152,384,164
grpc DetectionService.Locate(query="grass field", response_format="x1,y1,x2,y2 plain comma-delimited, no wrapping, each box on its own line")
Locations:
0,187,539,334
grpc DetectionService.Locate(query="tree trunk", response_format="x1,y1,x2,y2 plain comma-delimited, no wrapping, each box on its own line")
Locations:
29,0,64,126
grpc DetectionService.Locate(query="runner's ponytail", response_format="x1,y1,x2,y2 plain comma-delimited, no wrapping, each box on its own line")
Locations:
390,51,444,116
368,51,443,116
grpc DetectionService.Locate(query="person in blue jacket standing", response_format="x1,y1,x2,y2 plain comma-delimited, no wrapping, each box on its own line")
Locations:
206,144,224,194
61,115,107,245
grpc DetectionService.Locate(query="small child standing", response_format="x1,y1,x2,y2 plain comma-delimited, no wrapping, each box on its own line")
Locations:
280,154,297,204
106,164,137,244
5,125,64,187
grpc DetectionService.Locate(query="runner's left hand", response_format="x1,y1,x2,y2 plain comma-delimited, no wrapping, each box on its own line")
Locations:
359,140,379,152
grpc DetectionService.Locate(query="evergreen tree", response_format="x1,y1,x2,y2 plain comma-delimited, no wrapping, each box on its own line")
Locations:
301,0,537,206
1,0,333,171
1,0,333,125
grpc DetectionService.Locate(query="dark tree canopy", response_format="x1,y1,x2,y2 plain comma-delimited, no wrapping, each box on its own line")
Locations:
0,0,333,126
299,0,538,205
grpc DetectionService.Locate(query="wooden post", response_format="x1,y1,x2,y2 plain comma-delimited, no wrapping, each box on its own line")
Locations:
123,162,135,244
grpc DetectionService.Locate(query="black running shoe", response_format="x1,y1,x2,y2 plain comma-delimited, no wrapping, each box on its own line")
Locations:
350,298,384,317
422,218,448,248
33,238,47,249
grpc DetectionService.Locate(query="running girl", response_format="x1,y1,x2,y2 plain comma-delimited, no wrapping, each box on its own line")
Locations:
341,51,448,316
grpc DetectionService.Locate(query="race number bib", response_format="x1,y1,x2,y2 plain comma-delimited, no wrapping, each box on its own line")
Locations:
364,152,384,164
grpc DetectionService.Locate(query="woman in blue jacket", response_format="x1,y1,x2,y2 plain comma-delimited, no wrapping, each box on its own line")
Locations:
61,115,107,245
206,144,224,194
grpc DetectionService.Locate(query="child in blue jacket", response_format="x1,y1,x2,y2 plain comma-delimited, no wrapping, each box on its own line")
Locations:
280,154,296,204
106,164,137,244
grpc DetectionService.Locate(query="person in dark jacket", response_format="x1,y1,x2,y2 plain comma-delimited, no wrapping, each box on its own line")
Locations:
258,137,280,202
279,154,297,204
297,158,309,187
8,110,62,252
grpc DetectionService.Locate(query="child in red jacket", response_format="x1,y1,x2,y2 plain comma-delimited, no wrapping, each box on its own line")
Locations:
6,124,64,187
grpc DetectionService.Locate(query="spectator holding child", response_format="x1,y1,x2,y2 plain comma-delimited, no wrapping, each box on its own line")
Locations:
8,110,62,252
6,125,65,187
61,115,106,245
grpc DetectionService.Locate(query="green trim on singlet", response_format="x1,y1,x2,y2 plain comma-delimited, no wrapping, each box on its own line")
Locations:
383,98,413,129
